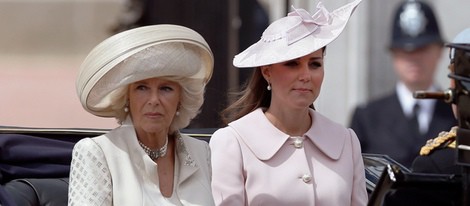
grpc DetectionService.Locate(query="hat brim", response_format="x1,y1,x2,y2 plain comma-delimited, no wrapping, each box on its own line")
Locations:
76,25,214,117
390,35,444,51
233,0,362,68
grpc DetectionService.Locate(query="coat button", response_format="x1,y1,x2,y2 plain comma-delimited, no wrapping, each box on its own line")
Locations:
292,137,304,148
301,174,312,183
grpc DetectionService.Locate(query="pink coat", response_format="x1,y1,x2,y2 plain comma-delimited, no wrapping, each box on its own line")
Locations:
210,108,368,206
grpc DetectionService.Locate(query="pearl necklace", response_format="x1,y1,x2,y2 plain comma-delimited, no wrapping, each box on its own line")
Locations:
138,137,168,160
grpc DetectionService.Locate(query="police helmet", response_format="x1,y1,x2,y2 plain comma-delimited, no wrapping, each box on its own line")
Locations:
390,0,444,51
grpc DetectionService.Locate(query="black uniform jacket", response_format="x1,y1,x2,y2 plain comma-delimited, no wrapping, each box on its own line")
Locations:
350,92,456,168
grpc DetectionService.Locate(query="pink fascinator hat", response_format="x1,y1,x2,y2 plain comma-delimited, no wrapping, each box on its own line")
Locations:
233,0,362,68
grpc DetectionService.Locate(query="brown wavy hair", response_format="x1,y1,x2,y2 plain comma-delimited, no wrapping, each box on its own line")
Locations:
221,48,325,125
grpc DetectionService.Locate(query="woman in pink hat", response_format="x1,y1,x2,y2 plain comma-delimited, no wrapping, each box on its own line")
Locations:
69,25,215,205
210,0,368,205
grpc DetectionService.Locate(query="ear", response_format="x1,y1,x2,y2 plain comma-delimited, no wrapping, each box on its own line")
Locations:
260,65,271,81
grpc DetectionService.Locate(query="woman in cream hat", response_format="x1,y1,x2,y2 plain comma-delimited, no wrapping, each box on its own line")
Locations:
209,0,368,205
69,24,215,205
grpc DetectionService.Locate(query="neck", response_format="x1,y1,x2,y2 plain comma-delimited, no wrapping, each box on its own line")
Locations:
405,81,433,93
136,128,169,149
264,107,312,136
138,137,169,160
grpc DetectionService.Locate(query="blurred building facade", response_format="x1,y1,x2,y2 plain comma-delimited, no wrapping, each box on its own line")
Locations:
1,0,469,129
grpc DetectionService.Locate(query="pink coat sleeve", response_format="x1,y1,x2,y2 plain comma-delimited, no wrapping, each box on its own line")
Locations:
349,128,369,206
209,127,246,205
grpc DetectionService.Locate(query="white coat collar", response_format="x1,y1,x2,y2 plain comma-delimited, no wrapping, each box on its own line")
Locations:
112,117,199,183
229,108,346,160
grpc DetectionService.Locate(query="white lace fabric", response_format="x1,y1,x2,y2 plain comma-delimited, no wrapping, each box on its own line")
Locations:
68,138,113,206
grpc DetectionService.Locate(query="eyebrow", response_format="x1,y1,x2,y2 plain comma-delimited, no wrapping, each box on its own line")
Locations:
288,56,323,61
308,57,323,61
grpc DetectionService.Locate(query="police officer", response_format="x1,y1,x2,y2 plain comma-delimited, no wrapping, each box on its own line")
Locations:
412,28,470,174
350,0,456,168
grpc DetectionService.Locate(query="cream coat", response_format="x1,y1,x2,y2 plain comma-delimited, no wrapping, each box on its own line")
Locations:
210,108,368,206
68,118,214,206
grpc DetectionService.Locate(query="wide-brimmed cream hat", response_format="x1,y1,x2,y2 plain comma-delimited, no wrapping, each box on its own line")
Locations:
233,0,362,68
76,24,214,117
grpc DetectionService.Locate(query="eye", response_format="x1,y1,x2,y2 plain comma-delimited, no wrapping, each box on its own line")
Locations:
160,85,175,92
135,84,149,91
283,60,299,67
310,61,322,68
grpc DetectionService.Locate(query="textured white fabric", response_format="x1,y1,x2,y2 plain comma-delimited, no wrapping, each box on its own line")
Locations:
68,138,113,205
68,119,214,206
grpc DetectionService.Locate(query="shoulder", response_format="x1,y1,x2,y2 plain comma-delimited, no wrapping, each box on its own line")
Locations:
350,94,400,128
210,109,263,144
412,127,459,174
178,133,210,161
313,111,354,138
354,93,398,114
73,129,131,160
74,137,101,151
230,108,265,127
180,133,209,149
419,127,457,156
313,111,360,145
72,136,112,161
313,111,345,128
210,126,240,147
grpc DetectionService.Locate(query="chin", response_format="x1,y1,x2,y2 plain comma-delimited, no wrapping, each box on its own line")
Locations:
292,102,314,110
141,124,166,133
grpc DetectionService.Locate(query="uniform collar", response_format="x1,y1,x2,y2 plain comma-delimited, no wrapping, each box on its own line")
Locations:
229,108,346,160
396,82,437,117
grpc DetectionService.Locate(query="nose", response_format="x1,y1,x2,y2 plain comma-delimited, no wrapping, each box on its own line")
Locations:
147,91,160,106
298,64,311,82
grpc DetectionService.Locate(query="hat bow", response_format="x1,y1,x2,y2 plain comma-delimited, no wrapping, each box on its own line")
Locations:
286,2,332,45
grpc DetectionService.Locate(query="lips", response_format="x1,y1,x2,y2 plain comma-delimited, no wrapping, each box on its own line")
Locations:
144,112,163,118
294,88,312,92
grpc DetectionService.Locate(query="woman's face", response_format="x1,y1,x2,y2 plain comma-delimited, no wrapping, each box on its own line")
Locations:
128,77,181,134
261,50,324,109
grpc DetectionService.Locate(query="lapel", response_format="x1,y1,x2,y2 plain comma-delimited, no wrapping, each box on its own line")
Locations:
175,133,199,184
229,108,289,160
306,110,346,160
110,118,158,176
385,93,419,138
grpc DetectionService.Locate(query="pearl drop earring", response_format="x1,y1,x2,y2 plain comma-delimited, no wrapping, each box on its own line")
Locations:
176,104,181,116
267,83,271,91
124,101,129,113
